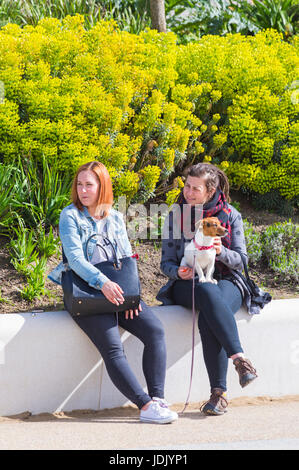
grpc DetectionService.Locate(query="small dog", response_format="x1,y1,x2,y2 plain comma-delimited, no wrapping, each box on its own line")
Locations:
180,217,228,284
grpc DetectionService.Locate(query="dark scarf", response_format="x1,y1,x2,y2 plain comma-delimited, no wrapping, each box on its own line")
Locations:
178,189,232,277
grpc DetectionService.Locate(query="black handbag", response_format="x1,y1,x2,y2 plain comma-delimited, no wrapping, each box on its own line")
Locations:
61,234,141,317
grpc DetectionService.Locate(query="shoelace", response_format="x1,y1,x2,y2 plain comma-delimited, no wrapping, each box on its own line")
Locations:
199,392,228,413
152,397,170,408
150,401,168,416
235,358,257,375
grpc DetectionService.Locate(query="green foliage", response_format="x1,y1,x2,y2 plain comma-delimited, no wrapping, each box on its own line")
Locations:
9,221,60,302
12,156,71,230
0,0,101,29
102,0,150,34
0,163,18,235
9,225,39,276
235,0,299,38
165,0,257,43
0,1,151,33
244,219,298,284
252,191,296,216
0,1,298,41
261,220,299,282
0,18,298,207
165,0,298,42
243,219,263,265
19,255,48,302
36,225,60,258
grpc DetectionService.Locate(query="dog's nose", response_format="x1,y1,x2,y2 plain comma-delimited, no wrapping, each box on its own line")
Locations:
217,226,228,236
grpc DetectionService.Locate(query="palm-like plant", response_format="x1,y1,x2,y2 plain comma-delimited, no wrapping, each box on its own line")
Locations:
0,0,101,28
13,155,71,230
235,0,299,37
0,164,19,237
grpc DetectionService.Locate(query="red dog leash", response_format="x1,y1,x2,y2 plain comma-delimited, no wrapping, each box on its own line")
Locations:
180,242,214,413
180,253,197,414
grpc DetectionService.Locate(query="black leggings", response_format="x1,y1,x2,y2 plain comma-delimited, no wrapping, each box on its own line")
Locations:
173,279,243,391
73,300,166,409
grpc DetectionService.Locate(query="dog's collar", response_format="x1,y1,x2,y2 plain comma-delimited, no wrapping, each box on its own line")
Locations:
193,239,214,251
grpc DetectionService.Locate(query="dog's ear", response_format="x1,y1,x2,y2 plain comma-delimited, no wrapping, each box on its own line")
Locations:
195,218,203,229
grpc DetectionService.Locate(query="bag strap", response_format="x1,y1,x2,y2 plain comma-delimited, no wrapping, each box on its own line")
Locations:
235,250,261,294
237,251,250,281
61,234,120,268
86,233,121,268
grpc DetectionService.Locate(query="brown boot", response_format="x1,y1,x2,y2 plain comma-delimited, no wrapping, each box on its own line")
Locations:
200,388,228,416
233,357,258,388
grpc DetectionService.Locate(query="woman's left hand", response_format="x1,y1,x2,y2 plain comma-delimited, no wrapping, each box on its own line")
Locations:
125,302,142,320
213,236,222,255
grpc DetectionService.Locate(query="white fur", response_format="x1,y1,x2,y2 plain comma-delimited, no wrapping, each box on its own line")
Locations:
180,230,217,284
180,217,228,284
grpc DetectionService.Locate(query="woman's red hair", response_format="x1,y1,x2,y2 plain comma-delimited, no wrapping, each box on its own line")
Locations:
72,161,113,217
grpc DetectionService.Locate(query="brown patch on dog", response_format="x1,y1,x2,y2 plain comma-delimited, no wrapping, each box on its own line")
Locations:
201,217,228,237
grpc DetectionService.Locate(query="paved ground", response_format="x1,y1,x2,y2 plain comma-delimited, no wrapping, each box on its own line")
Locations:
0,397,299,451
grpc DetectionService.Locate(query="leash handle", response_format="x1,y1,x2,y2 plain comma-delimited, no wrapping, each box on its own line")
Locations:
181,254,196,414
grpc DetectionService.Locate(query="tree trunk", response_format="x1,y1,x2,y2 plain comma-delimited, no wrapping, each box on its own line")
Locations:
149,0,167,32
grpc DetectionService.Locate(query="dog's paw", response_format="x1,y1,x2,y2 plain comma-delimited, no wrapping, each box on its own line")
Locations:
207,279,218,284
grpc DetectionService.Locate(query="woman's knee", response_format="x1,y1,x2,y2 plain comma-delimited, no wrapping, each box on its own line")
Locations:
100,339,126,361
141,320,165,348
137,305,165,341
141,317,165,344
194,282,219,309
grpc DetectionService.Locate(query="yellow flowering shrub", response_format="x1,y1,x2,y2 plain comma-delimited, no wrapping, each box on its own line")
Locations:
0,18,298,203
139,165,161,193
166,188,181,207
176,30,298,201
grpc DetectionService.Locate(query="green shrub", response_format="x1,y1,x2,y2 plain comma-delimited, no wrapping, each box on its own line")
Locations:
252,191,296,216
9,226,39,276
236,0,299,39
0,18,298,206
261,220,299,282
13,156,71,230
244,219,298,283
9,221,57,302
0,163,19,236
18,255,48,302
243,219,263,265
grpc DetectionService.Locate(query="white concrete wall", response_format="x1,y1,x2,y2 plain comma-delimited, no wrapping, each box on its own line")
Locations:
0,299,298,416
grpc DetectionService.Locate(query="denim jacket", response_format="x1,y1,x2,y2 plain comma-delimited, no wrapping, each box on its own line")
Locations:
48,204,132,290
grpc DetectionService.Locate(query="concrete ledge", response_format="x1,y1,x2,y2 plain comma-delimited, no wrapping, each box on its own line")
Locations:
0,299,298,416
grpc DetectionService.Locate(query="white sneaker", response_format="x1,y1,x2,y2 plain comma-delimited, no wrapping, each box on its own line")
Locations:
152,397,178,421
152,397,172,407
140,401,178,424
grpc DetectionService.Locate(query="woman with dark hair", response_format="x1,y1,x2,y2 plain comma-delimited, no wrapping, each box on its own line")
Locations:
157,163,258,416
49,161,177,424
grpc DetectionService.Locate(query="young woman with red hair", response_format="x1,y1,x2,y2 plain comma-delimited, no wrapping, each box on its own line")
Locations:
49,161,177,424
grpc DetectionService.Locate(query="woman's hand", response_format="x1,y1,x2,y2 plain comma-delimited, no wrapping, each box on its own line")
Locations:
125,303,142,320
178,266,194,280
101,280,125,306
213,237,222,255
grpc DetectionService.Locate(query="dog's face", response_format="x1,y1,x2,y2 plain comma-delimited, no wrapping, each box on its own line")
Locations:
197,217,228,237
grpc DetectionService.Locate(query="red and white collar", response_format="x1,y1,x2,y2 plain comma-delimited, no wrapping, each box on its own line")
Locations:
193,239,214,251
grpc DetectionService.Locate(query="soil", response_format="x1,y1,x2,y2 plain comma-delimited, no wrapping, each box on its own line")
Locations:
0,192,298,314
